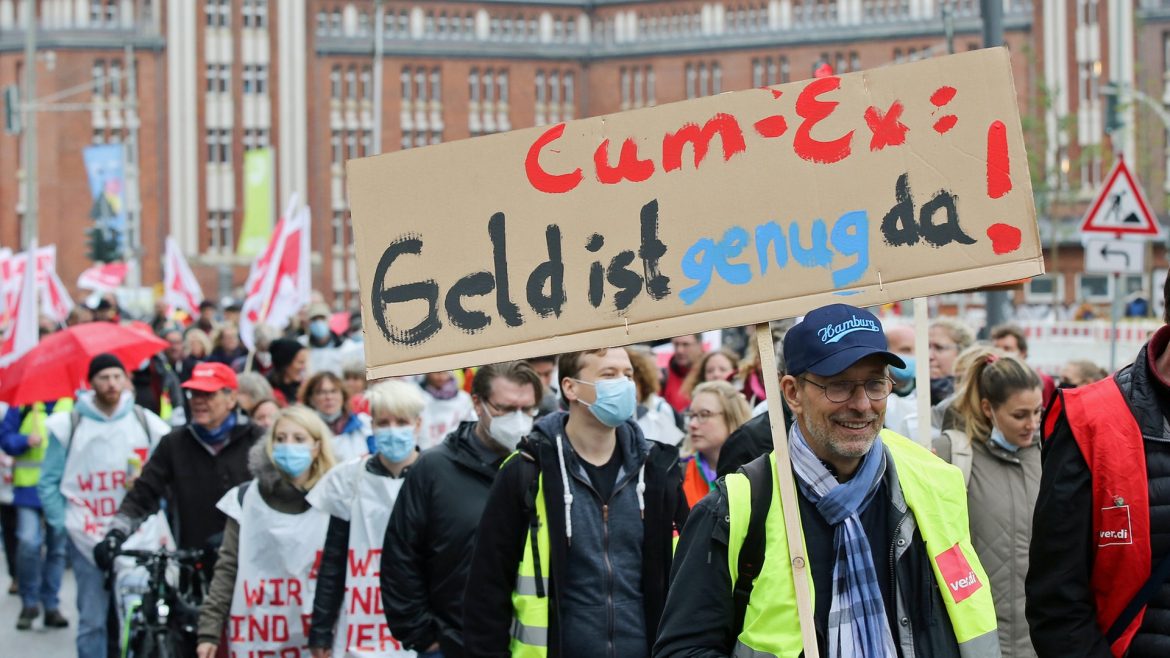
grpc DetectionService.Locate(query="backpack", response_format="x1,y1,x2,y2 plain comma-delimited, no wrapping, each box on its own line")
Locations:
731,454,774,632
942,428,973,486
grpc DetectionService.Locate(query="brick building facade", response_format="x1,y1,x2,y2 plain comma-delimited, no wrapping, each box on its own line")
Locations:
1,0,1168,314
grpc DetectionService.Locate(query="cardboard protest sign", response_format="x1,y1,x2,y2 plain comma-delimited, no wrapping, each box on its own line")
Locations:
349,47,1042,378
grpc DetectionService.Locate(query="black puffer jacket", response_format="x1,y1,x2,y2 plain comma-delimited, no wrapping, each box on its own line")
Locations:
462,411,689,658
1028,325,1170,657
381,422,502,656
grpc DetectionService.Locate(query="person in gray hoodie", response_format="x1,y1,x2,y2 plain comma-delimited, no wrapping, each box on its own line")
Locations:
463,347,689,658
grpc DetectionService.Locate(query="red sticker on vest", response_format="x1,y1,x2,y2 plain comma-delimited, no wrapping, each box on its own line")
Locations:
935,543,982,604
1098,505,1133,547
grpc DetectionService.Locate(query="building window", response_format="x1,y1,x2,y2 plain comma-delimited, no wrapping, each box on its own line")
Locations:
93,60,106,96
205,0,229,28
206,64,229,94
331,132,343,166
1077,273,1112,302
346,67,357,101
361,66,372,102
431,68,443,103
207,129,231,164
331,66,342,99
242,0,268,29
208,211,234,254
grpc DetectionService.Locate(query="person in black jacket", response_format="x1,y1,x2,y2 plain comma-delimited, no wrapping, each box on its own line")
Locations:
462,348,689,658
1027,274,1170,658
95,362,264,560
715,399,793,479
381,361,544,657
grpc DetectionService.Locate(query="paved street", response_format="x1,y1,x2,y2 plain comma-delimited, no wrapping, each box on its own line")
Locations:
0,567,76,657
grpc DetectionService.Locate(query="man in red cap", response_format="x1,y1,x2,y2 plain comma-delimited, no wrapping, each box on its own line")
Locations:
95,362,264,567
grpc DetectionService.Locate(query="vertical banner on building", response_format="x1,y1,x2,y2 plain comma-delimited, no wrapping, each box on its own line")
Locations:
239,148,275,258
82,144,128,262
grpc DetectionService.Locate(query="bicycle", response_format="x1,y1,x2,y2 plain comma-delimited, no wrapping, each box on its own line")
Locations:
112,546,211,658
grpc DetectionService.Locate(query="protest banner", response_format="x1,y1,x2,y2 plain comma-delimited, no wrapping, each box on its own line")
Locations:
349,47,1042,655
348,48,1042,380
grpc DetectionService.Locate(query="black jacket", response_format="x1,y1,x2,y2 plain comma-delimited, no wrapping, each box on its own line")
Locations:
1028,327,1170,658
716,404,792,479
654,452,961,657
111,413,264,549
381,422,503,656
462,412,689,658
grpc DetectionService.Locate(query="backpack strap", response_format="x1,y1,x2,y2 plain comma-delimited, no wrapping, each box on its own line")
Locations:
63,409,82,463
131,405,159,450
732,455,773,633
944,429,973,486
516,452,546,599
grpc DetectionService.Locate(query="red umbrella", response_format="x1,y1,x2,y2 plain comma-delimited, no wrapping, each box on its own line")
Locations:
0,322,167,406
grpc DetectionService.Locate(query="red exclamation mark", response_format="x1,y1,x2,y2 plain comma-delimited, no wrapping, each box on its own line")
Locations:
986,120,1011,199
985,119,1021,255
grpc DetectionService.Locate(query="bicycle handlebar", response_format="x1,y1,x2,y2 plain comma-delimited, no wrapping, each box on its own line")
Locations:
115,547,207,563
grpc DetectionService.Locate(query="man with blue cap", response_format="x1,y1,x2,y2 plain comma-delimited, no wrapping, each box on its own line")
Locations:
654,304,1000,658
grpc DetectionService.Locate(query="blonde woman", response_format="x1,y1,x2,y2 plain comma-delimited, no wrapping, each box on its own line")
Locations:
934,352,1042,657
681,381,751,507
196,406,337,658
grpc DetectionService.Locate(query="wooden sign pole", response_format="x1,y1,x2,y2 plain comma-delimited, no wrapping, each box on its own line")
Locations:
913,297,933,448
755,322,819,657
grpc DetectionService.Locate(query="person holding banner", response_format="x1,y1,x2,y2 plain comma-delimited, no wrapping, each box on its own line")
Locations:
463,348,689,658
1027,274,1170,658
196,406,336,658
307,380,426,658
654,303,1000,658
382,361,543,658
38,354,170,658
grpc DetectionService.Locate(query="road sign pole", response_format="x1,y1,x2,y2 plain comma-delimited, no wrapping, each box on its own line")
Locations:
1110,271,1121,371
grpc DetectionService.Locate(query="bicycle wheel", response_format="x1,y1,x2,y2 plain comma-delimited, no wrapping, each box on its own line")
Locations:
153,629,181,658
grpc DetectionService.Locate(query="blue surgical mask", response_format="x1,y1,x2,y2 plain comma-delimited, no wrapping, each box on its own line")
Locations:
309,319,330,340
988,425,1020,453
272,443,315,477
373,426,416,463
889,356,916,382
574,377,637,428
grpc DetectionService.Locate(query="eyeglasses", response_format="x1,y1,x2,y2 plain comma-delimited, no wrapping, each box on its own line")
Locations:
799,377,893,403
482,399,539,418
683,409,724,424
313,387,342,397
185,389,226,400
929,342,958,353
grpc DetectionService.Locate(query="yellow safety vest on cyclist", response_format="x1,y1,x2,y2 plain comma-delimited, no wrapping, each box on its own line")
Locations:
724,430,999,658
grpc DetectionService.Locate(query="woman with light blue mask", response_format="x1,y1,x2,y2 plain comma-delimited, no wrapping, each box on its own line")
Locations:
304,380,429,657
196,406,337,658
932,350,1043,658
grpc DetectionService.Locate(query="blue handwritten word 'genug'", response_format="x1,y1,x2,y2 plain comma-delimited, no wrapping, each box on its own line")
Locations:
817,315,880,343
678,210,869,305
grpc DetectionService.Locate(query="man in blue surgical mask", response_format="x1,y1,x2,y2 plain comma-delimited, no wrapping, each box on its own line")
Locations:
463,348,690,658
883,323,919,438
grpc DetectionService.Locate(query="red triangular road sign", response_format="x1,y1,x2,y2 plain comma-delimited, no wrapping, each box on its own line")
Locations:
1079,157,1164,237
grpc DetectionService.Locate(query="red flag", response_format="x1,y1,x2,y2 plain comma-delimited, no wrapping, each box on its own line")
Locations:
240,198,311,349
163,237,204,315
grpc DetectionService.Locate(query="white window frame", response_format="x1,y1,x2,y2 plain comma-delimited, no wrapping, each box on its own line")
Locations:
1077,272,1114,303
1023,273,1065,303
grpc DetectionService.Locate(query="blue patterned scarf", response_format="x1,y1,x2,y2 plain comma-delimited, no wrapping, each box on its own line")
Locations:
789,422,897,658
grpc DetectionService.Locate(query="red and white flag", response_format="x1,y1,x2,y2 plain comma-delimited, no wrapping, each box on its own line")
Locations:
77,262,129,292
2,246,72,325
0,245,40,368
163,237,204,316
240,197,311,349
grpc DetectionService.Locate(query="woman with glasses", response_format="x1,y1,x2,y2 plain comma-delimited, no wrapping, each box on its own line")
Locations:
681,381,751,507
933,350,1042,658
300,372,372,463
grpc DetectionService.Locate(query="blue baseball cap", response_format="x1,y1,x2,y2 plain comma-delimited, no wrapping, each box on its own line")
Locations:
784,304,906,377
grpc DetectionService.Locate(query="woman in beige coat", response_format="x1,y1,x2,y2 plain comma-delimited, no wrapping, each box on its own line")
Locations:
933,350,1043,658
